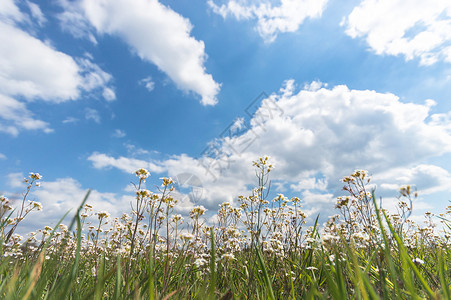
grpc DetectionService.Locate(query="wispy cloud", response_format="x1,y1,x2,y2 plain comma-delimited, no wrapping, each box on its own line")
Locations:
139,76,155,92
7,172,24,189
62,117,79,124
112,129,126,138
0,95,52,136
85,108,100,123
208,0,328,43
26,0,46,26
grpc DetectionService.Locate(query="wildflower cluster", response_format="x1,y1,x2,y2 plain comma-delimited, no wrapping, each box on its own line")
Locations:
1,172,43,255
2,160,451,299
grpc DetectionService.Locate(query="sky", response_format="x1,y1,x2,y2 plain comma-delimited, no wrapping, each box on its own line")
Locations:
1,0,451,233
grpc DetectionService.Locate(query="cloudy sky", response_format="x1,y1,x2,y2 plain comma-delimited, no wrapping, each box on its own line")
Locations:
1,0,451,231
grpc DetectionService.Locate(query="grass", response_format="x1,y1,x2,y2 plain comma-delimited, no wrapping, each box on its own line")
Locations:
1,160,451,299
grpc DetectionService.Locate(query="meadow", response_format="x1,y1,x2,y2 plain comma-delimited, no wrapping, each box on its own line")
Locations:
1,157,450,299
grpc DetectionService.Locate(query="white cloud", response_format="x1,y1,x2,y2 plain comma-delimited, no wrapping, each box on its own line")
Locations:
85,108,101,123
88,152,165,174
26,1,46,26
0,0,23,22
87,80,451,218
77,58,116,101
343,0,451,65
0,2,116,135
290,177,328,191
229,117,245,134
102,87,116,101
7,172,24,188
112,129,126,138
139,76,155,92
0,95,52,135
375,164,451,196
88,151,254,210
58,7,98,44
0,153,6,160
208,0,328,42
304,80,327,91
0,23,113,102
124,144,150,156
301,190,334,205
62,117,79,124
0,22,82,101
60,0,221,105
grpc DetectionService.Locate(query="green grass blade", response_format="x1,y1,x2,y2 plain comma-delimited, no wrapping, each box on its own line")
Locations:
255,244,275,300
382,209,435,298
209,227,217,299
438,250,450,299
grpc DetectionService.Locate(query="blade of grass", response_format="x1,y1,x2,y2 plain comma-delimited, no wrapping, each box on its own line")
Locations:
49,191,89,299
334,251,348,299
22,252,45,300
338,234,372,300
438,250,450,299
209,227,216,299
147,245,155,300
382,209,435,298
288,264,296,300
372,192,400,298
255,244,275,300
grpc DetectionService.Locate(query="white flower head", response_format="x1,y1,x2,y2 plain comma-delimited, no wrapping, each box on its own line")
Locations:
29,173,42,180
96,211,110,220
221,253,235,262
180,232,194,241
193,258,208,268
135,168,150,180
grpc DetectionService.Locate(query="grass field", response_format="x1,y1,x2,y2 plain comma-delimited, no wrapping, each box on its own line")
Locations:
1,157,450,299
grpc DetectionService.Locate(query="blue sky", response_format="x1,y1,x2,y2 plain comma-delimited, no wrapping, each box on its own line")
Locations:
1,0,451,231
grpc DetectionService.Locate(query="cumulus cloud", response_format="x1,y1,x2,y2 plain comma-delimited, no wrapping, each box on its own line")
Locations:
87,80,451,220
375,164,451,196
208,0,328,42
0,0,23,22
343,0,451,65
290,177,328,192
0,22,114,102
0,2,115,135
60,0,220,105
89,150,254,211
0,22,81,101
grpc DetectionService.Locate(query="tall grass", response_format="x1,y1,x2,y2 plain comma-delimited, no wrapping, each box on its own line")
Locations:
1,160,451,299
